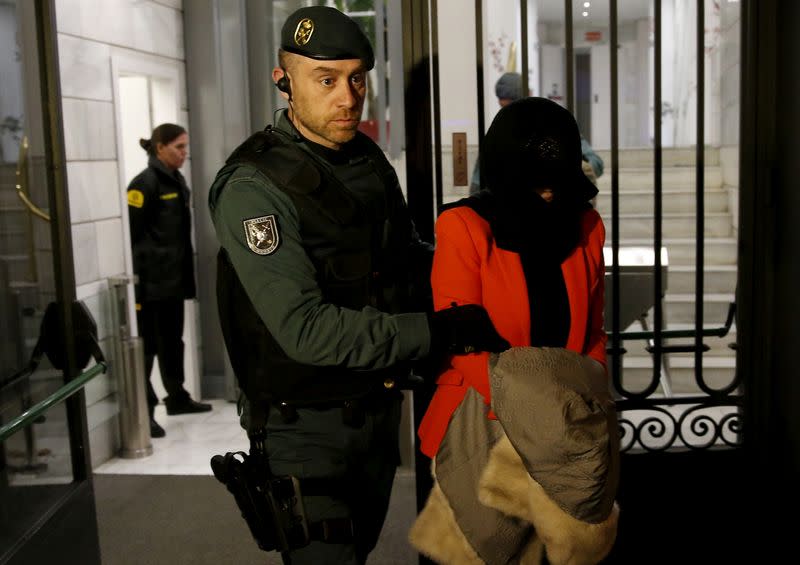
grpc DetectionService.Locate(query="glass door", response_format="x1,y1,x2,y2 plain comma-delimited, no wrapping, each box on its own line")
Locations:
0,1,100,563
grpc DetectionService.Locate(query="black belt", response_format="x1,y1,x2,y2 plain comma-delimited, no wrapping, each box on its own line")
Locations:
274,399,365,428
273,390,400,427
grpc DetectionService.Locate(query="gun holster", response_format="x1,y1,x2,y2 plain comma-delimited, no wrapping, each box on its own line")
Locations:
210,449,309,553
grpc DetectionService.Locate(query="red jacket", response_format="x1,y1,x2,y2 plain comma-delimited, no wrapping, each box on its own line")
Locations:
418,205,607,458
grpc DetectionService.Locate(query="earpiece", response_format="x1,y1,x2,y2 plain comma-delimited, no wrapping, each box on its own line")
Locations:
276,72,291,98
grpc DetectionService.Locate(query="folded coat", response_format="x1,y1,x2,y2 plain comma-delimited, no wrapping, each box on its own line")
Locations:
410,347,620,565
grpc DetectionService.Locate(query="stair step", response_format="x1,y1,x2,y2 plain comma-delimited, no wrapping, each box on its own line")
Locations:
612,321,737,356
0,230,28,255
594,147,720,168
0,254,33,283
606,213,732,239
662,293,735,324
596,167,723,191
667,265,737,294
0,213,28,233
613,356,738,396
608,294,735,328
596,188,729,215
613,335,737,358
610,237,738,266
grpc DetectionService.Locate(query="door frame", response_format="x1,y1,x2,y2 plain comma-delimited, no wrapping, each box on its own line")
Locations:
109,49,202,402
4,0,101,562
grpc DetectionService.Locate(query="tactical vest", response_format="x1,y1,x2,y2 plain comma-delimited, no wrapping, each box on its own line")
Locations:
216,127,411,407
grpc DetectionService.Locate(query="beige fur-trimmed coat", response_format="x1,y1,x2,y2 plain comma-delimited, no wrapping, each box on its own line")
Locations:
410,347,620,565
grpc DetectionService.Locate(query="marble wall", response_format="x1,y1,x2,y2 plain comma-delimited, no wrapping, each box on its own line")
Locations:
720,1,740,231
54,0,189,467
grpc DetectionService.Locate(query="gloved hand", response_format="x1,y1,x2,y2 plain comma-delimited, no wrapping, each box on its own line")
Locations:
428,303,510,356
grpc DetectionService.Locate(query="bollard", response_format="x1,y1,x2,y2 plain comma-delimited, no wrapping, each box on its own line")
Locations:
118,335,152,458
109,275,152,459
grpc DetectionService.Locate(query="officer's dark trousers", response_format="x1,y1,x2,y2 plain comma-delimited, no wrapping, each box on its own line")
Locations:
137,298,187,413
265,393,403,565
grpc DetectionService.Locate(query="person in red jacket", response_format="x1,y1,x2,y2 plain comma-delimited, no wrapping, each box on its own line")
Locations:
418,96,607,459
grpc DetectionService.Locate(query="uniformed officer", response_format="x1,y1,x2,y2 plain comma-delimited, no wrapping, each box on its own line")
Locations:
208,6,508,564
127,123,211,439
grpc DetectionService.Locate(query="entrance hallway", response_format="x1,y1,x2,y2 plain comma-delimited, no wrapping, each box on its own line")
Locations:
93,400,418,565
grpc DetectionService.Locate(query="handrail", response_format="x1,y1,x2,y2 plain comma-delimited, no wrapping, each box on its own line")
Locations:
0,362,107,442
15,135,51,222
0,363,37,393
0,341,44,393
616,301,736,342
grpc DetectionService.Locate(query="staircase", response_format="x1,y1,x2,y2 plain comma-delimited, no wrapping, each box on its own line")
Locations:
594,147,738,397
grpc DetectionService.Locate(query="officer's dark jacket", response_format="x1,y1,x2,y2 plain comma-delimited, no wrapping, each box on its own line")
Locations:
209,112,432,406
127,156,196,302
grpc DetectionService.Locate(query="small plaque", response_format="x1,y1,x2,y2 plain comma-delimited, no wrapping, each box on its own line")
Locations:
452,132,468,187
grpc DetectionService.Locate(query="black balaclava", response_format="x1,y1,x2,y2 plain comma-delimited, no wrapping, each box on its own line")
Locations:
466,97,598,347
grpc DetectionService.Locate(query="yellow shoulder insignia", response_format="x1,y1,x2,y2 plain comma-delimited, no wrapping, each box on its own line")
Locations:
128,189,145,208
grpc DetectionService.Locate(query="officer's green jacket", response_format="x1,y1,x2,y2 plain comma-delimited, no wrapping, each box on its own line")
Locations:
208,111,431,402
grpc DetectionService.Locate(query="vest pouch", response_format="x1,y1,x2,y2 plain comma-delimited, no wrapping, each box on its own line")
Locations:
322,252,372,310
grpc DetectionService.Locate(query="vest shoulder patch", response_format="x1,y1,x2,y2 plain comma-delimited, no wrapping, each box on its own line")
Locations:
128,189,144,208
243,215,280,255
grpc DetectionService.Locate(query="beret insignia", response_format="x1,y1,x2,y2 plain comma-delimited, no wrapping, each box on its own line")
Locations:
294,18,314,46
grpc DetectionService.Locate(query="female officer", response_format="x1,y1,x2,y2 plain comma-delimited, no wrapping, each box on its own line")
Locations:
127,123,211,438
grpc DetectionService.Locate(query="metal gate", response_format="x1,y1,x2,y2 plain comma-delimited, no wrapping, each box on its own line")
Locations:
402,1,745,561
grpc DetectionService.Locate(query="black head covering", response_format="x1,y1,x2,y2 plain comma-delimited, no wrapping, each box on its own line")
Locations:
459,97,597,348
280,6,375,70
475,97,596,262
483,97,598,206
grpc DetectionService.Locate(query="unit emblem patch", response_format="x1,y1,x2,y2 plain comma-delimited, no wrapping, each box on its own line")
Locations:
243,215,280,255
127,189,144,208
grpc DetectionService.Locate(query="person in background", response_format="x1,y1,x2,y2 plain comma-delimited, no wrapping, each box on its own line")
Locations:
127,123,211,439
470,71,604,193
208,7,507,564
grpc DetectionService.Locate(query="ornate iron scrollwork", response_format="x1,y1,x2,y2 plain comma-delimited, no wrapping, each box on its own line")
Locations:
618,401,743,452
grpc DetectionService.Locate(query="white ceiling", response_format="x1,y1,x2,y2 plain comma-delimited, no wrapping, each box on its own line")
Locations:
536,0,652,25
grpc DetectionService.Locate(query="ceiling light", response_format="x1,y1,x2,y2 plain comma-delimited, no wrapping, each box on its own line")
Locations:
584,2,591,7
582,11,589,17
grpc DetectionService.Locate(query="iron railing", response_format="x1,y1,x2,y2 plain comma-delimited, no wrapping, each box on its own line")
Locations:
0,363,107,442
465,0,742,452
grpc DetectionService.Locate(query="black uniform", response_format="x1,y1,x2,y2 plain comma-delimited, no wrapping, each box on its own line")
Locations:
127,155,196,413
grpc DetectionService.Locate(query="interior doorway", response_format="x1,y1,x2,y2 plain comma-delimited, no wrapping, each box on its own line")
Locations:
111,55,201,404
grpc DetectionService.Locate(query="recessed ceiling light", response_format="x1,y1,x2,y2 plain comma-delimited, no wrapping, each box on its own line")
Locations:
584,2,591,7
582,11,589,17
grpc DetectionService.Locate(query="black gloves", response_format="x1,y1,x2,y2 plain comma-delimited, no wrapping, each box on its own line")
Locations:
427,304,510,356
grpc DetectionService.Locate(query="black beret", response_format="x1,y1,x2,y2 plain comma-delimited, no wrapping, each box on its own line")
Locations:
280,6,375,70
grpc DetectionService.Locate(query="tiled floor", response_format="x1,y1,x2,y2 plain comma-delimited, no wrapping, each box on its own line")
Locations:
93,399,419,564
95,399,249,475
